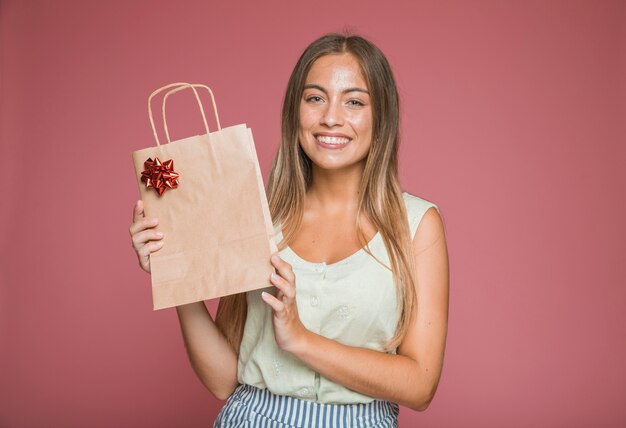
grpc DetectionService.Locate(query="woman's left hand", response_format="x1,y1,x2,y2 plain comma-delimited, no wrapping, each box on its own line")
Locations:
262,254,309,354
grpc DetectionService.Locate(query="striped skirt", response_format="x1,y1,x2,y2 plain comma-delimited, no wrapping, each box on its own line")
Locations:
214,384,399,428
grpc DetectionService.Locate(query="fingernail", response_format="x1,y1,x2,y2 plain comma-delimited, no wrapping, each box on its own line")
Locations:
156,231,163,237
270,272,277,281
155,241,163,246
271,254,279,263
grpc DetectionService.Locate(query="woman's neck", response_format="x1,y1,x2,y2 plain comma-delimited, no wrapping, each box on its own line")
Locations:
306,163,364,212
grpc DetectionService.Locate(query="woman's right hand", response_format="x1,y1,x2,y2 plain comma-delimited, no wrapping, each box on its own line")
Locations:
129,200,164,273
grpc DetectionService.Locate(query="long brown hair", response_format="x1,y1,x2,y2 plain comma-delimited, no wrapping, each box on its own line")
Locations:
217,33,416,353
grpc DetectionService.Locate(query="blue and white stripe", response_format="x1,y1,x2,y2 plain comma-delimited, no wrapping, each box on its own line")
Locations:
214,384,399,427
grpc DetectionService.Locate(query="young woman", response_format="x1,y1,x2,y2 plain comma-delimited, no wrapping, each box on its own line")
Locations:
130,33,449,427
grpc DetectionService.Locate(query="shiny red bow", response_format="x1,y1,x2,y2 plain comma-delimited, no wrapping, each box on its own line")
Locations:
141,157,179,196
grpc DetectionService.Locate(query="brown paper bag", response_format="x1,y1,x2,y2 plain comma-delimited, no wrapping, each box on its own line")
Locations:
132,82,277,309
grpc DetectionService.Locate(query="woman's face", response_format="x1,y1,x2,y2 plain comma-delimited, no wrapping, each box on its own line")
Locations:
298,53,373,173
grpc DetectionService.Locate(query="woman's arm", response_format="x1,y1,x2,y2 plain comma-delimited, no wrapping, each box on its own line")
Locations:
175,302,240,400
129,200,239,400
262,207,449,410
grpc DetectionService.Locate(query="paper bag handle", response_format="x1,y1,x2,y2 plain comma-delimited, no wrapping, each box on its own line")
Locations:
147,82,221,146
148,82,197,146
162,84,222,144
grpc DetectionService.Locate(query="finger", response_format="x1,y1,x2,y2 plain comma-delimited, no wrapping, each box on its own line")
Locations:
131,229,164,251
137,240,164,258
133,200,144,223
270,254,295,283
129,216,159,236
261,291,285,312
270,272,295,300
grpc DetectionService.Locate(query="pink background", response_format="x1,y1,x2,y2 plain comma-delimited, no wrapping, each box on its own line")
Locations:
1,1,625,427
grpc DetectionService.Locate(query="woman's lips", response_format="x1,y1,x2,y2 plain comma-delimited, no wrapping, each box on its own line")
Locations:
314,134,352,149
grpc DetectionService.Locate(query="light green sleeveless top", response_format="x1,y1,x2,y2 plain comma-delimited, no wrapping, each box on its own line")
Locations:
237,192,439,404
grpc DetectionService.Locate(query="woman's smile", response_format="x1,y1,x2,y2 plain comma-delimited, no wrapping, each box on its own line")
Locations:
314,132,352,148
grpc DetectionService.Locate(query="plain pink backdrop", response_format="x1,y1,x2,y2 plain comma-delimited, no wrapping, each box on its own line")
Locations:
1,1,624,427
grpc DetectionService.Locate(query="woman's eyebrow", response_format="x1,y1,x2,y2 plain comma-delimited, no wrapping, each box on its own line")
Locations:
303,84,370,95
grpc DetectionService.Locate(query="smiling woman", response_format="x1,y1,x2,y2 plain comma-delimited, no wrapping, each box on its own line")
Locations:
129,32,449,428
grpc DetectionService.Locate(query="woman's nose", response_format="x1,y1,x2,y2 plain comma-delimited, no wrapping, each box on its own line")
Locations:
320,101,343,127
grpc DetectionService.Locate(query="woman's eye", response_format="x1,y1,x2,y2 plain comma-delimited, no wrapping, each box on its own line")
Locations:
306,96,323,103
347,99,365,107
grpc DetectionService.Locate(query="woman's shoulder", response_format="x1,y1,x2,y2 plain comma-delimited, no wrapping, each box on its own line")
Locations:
401,192,440,237
402,191,439,213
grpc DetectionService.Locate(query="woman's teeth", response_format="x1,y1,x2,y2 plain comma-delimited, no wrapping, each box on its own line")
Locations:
316,135,351,145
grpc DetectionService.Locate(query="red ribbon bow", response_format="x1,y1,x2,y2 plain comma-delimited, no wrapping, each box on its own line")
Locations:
141,157,180,196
